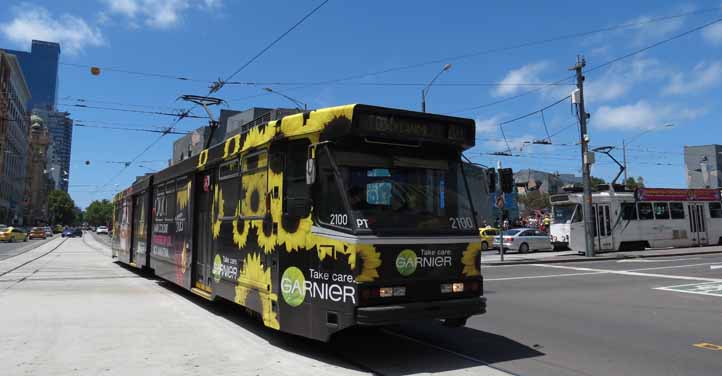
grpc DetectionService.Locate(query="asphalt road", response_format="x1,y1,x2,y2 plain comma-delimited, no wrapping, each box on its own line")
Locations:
0,235,56,261
388,252,722,376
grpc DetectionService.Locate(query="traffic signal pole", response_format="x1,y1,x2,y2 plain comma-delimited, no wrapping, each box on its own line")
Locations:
497,161,505,262
570,56,595,257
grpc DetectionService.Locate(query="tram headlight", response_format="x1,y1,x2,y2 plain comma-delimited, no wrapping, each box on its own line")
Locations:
392,286,406,297
379,287,393,297
441,283,452,293
452,282,464,293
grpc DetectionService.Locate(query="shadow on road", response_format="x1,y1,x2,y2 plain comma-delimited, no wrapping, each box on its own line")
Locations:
111,262,543,375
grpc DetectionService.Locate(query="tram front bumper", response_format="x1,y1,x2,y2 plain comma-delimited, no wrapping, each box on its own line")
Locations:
355,296,486,326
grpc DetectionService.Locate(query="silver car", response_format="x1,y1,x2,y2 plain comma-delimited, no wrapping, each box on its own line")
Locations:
493,228,554,253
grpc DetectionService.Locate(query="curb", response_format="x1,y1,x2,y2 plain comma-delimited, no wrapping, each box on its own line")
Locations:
482,249,722,266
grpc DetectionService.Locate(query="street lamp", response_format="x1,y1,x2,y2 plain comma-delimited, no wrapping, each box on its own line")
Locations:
622,123,674,182
263,88,307,112
421,63,452,113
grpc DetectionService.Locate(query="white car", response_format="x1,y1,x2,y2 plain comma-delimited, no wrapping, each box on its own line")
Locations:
44,226,53,237
493,228,554,253
96,226,109,235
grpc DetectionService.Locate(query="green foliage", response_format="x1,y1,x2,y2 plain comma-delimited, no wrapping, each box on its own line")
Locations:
518,191,551,213
48,190,76,225
590,176,607,187
85,199,114,226
625,176,645,190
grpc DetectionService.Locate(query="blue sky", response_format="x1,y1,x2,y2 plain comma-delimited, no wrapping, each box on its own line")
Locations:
1,0,721,208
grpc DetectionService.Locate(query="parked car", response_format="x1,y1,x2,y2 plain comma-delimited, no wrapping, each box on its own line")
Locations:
493,228,554,253
0,227,28,242
53,225,63,233
61,228,82,238
44,226,54,237
29,227,47,240
479,226,500,251
96,226,109,235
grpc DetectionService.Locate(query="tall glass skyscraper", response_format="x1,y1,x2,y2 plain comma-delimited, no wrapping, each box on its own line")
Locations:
3,40,60,111
3,40,72,192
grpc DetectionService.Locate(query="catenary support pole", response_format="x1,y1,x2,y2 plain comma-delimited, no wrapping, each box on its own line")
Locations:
570,56,595,257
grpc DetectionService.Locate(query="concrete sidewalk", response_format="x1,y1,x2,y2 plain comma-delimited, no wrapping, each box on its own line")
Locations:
482,244,722,265
0,234,365,376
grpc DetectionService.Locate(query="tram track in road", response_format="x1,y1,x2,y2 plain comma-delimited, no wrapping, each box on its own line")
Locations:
330,326,522,376
0,238,68,279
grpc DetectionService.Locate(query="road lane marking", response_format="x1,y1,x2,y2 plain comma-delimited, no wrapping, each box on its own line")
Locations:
655,282,722,298
629,262,722,272
694,342,722,351
532,264,722,282
485,271,605,281
617,257,700,263
711,265,722,270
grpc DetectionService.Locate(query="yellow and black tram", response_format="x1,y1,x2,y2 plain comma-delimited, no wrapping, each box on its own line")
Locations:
112,104,486,341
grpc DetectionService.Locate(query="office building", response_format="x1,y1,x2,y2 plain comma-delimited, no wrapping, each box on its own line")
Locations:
32,109,73,191
0,51,31,224
24,114,51,224
2,40,60,111
685,144,722,188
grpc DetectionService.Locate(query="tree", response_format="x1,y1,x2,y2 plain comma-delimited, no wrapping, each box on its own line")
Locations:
48,190,76,225
85,199,114,226
625,176,645,190
590,176,607,187
518,191,550,214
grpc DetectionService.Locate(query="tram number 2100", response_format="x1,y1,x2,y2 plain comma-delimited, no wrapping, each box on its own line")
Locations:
329,214,349,226
449,217,474,230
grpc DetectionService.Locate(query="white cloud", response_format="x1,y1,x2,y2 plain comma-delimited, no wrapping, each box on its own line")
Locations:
584,57,665,104
103,0,222,29
475,115,502,135
0,4,104,55
702,21,722,45
627,14,686,45
594,100,706,131
663,61,722,95
492,62,549,97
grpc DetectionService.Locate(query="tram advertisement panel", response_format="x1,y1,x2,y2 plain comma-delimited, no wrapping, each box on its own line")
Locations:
150,177,193,288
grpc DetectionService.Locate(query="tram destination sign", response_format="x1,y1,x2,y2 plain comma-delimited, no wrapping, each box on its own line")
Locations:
356,113,472,144
636,188,721,202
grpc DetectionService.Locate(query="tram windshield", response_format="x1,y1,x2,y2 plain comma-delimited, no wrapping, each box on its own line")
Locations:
552,204,581,224
315,146,477,235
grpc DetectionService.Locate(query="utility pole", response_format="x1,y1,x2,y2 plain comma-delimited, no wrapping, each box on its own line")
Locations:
570,56,595,257
622,139,628,183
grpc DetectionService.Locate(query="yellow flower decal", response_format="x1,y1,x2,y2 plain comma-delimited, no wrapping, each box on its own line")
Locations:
235,253,279,329
211,183,224,239
241,170,266,218
232,202,250,249
461,241,482,277
176,181,191,210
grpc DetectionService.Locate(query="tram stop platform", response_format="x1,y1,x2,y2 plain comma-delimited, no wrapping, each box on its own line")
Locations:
482,244,722,266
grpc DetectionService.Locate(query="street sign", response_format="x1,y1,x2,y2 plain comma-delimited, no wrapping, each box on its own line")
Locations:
656,282,722,297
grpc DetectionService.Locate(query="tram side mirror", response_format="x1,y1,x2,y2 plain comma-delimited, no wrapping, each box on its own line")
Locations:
306,158,316,185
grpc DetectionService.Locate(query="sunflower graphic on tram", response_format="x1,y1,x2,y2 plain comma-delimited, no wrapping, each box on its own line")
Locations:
112,104,486,341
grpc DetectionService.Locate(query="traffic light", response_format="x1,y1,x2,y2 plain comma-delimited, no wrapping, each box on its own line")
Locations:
499,168,514,193
487,168,496,193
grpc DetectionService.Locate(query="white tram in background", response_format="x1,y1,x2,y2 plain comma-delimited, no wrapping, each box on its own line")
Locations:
550,187,722,253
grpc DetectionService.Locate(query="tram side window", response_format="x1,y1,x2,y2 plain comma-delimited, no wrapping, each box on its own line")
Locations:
621,202,637,220
670,202,685,219
638,202,654,220
710,202,722,218
219,159,240,219
165,183,176,223
653,202,670,220
282,139,311,218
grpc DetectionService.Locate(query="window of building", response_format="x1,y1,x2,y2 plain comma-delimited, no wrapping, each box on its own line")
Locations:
653,202,670,220
670,202,685,219
710,202,722,219
638,202,654,220
621,202,637,220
